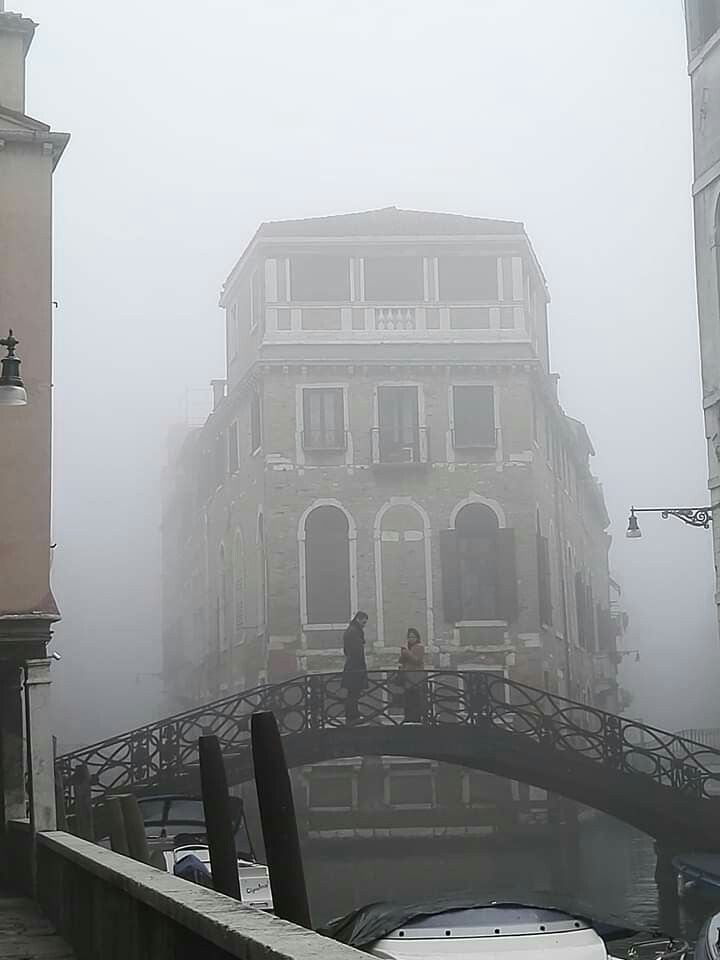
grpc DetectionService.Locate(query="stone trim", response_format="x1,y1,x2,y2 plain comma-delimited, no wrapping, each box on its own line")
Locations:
37,831,362,959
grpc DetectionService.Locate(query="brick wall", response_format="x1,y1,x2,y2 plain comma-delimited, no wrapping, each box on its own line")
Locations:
162,360,616,709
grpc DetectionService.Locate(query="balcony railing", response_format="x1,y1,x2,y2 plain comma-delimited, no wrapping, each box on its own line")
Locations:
301,429,348,452
264,302,530,338
371,425,429,465
451,427,499,450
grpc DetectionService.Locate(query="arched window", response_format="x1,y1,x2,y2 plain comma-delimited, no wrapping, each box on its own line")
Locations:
456,504,499,620
376,502,431,646
219,543,233,650
233,531,245,642
257,513,267,633
305,505,351,625
440,502,517,623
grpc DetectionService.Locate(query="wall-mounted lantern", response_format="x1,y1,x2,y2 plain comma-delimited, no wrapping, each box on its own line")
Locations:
0,329,27,406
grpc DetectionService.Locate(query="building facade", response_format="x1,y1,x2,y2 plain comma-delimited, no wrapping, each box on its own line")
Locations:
684,1,720,632
162,208,620,720
0,4,68,857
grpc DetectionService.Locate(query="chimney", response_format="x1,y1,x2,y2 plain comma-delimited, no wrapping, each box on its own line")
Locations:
211,379,226,411
0,10,36,114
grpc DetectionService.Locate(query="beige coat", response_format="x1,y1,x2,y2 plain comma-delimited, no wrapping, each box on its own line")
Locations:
399,642,424,685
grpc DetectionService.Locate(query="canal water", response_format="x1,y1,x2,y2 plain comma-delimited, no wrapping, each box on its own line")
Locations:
301,813,720,944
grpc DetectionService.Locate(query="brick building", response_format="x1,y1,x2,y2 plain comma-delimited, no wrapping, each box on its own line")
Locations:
162,207,620,718
161,207,623,831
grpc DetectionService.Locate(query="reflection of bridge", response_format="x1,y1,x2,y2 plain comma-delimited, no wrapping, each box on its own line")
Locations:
57,671,720,850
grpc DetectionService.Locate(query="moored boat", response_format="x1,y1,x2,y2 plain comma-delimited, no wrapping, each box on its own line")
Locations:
320,896,690,959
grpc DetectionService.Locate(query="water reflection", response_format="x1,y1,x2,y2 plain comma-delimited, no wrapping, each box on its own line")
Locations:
303,813,720,944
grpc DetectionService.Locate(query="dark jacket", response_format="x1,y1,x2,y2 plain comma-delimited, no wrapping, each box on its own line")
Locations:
341,620,368,693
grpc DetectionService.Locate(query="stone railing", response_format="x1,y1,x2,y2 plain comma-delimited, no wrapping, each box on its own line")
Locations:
8,824,361,960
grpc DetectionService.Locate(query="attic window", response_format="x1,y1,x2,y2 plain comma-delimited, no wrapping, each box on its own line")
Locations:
438,256,498,301
364,257,424,302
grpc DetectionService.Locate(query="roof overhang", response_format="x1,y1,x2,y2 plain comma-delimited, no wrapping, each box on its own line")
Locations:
0,128,70,170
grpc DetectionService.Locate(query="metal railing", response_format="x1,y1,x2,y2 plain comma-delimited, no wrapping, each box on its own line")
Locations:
451,427,498,450
300,429,348,451
370,426,429,465
56,671,720,808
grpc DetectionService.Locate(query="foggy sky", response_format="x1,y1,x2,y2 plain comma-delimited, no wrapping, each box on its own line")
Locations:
17,0,715,745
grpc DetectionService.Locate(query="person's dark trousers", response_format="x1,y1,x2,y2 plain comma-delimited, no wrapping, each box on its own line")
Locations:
345,691,360,723
404,683,425,722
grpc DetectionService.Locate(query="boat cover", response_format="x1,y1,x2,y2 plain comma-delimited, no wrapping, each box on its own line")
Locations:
673,852,720,887
318,891,653,948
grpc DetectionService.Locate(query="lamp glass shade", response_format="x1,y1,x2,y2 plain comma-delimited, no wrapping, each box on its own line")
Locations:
626,513,642,539
0,383,27,406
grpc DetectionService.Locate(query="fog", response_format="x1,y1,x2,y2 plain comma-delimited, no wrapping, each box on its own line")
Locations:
16,0,715,746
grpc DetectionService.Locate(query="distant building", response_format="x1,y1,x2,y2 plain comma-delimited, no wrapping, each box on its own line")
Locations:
684,1,720,633
161,207,623,832
162,208,620,719
0,5,68,852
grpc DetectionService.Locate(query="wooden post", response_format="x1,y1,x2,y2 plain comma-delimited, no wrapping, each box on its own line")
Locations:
104,797,129,856
251,711,311,928
199,735,241,899
120,795,149,864
72,764,93,841
655,843,680,936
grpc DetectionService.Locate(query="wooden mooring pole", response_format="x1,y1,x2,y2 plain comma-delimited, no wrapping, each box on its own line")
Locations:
251,710,311,929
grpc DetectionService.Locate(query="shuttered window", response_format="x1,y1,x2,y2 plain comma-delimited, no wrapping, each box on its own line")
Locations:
440,505,518,623
536,532,552,627
250,391,262,453
452,385,495,447
377,386,420,462
302,388,345,449
228,421,239,474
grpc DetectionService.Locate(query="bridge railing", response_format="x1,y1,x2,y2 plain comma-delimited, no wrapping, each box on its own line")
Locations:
56,671,720,808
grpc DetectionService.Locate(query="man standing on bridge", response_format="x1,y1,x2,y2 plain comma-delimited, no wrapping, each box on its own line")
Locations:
341,611,369,724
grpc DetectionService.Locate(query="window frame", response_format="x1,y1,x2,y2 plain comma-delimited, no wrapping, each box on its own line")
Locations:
289,254,351,303
228,419,240,474
250,389,262,456
228,303,239,361
363,255,425,303
301,385,347,451
384,759,437,810
449,382,498,449
250,268,264,334
372,381,427,465
298,500,358,631
437,254,500,302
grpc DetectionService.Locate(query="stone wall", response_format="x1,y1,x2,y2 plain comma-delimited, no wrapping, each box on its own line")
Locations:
34,830,363,960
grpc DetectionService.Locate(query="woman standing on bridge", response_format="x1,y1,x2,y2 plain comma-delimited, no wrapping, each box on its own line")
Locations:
399,628,426,723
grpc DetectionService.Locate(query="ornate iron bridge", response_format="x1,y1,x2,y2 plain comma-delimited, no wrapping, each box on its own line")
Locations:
56,671,720,845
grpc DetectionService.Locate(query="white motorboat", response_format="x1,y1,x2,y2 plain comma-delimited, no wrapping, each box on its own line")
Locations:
322,899,690,959
152,843,273,911
135,793,273,910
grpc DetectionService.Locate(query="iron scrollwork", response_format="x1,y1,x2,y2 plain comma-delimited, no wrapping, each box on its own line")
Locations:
660,508,711,528
56,670,720,814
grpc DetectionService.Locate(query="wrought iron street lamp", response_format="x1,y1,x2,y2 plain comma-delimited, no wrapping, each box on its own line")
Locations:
0,329,27,406
626,505,712,539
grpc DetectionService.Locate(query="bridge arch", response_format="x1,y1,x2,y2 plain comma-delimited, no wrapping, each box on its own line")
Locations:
57,671,720,851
